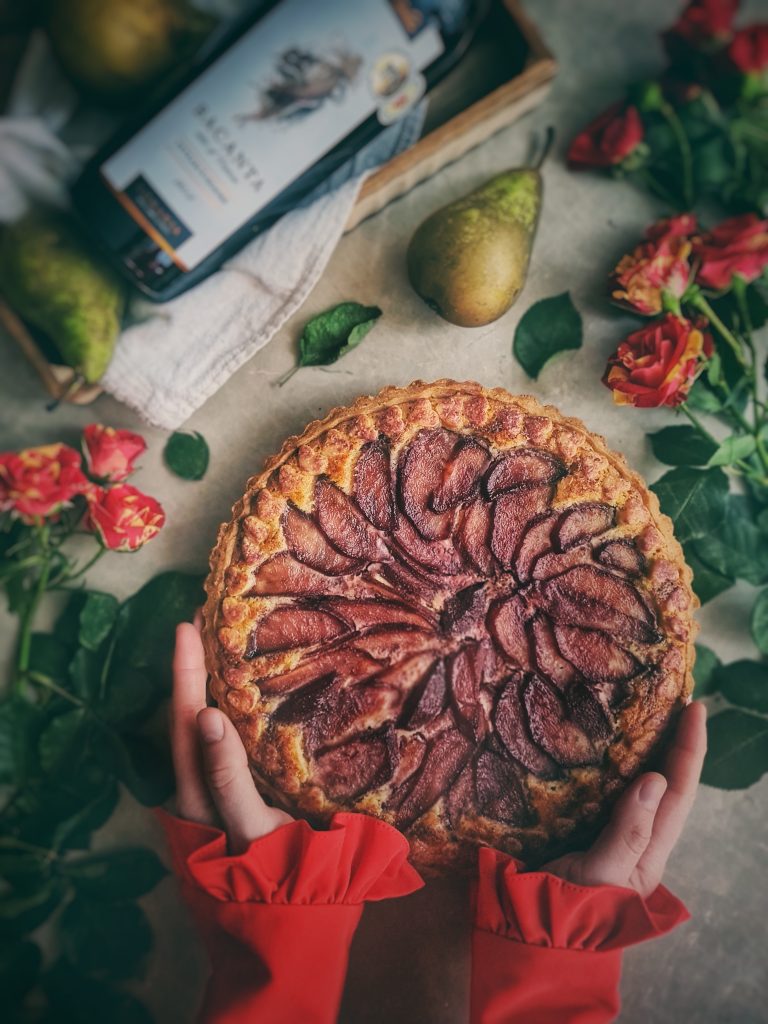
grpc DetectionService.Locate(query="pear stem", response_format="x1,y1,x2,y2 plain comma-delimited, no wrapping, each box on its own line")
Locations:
533,126,555,170
46,372,85,412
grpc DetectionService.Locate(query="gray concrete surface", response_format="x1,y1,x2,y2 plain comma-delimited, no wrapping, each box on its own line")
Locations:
1,1,767,1021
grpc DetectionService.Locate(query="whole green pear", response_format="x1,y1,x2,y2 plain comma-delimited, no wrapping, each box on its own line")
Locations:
407,168,543,328
0,211,125,382
46,0,215,102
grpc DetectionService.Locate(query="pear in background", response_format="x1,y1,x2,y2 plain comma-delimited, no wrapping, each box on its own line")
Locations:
407,134,552,327
0,211,125,382
46,0,215,102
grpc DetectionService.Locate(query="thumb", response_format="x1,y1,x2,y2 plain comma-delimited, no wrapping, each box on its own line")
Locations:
197,707,289,853
578,773,667,888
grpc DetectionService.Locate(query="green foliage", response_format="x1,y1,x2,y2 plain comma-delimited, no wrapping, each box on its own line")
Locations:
650,466,729,545
647,425,717,466
164,431,210,481
0,570,202,1020
701,710,768,790
512,292,583,379
692,644,721,697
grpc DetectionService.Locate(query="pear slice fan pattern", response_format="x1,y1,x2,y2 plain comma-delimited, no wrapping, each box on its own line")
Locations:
204,382,696,872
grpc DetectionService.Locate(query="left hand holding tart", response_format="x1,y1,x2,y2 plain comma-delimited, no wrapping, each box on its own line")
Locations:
172,618,292,853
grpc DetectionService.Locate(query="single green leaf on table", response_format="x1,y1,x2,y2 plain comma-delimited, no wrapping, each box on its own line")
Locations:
692,495,768,587
59,898,153,981
706,433,757,467
713,660,768,713
44,959,154,1024
751,588,768,655
648,425,717,467
164,431,210,481
63,848,167,902
701,709,768,789
650,466,729,545
692,643,721,696
513,292,583,379
294,302,382,375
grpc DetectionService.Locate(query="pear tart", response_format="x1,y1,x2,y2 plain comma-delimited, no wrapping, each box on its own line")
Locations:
203,381,696,872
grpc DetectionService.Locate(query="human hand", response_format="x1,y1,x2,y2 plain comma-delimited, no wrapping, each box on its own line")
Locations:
543,701,707,898
171,616,293,854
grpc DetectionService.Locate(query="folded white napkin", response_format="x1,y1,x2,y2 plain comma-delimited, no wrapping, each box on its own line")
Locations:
1,25,425,430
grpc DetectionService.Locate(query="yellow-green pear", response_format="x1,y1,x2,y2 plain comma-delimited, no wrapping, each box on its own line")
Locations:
46,0,215,102
407,150,548,327
0,210,125,382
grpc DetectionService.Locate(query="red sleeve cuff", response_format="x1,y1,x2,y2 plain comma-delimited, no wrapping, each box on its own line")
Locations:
474,846,689,951
156,808,424,905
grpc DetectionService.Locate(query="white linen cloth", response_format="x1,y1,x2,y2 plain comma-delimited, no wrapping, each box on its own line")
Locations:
0,25,425,429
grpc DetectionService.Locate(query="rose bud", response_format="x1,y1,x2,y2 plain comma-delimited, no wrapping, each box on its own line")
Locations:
602,313,713,408
612,216,696,316
82,424,147,483
664,0,738,50
86,484,165,552
0,443,90,523
693,214,768,290
726,25,768,91
567,102,645,170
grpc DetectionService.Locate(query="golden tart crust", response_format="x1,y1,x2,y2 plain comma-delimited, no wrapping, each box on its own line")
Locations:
203,380,697,873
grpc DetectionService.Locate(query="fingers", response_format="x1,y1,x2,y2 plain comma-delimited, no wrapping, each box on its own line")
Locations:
197,707,292,854
635,701,707,890
172,621,216,824
577,772,668,889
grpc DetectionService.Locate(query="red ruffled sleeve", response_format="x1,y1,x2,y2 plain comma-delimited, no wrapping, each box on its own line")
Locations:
470,847,690,1024
157,810,423,1024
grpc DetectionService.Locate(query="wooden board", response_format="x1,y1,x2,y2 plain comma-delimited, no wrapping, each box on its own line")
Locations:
4,0,555,406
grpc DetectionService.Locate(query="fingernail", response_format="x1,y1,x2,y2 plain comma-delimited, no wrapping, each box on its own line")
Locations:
198,709,224,744
638,775,666,807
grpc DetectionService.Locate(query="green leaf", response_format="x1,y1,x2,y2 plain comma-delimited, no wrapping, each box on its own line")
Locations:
683,542,734,604
44,959,154,1024
685,378,723,413
706,433,757,467
298,301,382,368
692,495,768,586
713,660,768,713
98,730,174,807
28,632,72,685
513,292,583,379
99,664,162,727
650,466,729,545
648,426,717,467
0,878,63,938
701,709,768,789
51,778,120,852
693,644,721,697
0,939,41,1002
113,572,205,679
78,592,119,652
59,899,152,980
38,710,90,775
751,588,768,655
164,431,210,481
64,848,167,902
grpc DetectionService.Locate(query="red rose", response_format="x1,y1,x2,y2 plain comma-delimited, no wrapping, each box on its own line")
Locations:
727,24,768,73
82,424,146,483
603,314,713,408
567,103,645,169
0,443,90,523
693,213,768,290
666,0,738,48
86,484,165,551
612,216,695,315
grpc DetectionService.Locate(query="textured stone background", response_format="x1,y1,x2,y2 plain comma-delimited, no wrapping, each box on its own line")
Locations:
1,1,766,1021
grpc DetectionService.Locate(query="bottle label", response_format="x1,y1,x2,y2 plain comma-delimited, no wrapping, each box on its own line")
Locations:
101,0,443,275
